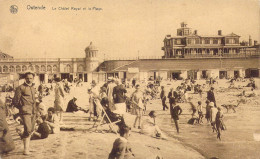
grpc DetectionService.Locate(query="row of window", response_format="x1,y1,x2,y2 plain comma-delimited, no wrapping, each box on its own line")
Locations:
226,38,239,44
0,65,57,73
0,64,85,73
166,38,239,45
187,38,220,45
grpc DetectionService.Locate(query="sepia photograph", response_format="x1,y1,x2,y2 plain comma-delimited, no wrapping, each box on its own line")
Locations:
0,0,259,158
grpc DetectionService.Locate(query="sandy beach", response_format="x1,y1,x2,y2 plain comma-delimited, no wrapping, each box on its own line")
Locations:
1,79,260,159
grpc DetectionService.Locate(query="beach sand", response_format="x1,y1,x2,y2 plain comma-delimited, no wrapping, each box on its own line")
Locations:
1,79,260,159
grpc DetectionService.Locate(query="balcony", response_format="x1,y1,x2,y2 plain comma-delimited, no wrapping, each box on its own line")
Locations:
183,51,260,59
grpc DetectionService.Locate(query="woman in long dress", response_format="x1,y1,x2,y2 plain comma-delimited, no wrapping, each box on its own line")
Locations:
54,77,65,122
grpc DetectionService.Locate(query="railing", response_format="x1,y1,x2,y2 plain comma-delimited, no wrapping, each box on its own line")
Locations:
1,50,259,63
104,57,139,61
183,52,260,58
0,58,60,62
0,58,86,62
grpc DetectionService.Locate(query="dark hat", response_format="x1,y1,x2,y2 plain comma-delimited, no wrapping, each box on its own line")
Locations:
55,77,61,82
91,80,96,85
148,110,156,118
24,71,35,77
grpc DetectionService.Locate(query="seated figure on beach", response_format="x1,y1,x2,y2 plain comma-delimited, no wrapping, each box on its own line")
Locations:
17,115,50,140
45,107,60,134
108,125,134,159
31,115,49,140
140,111,167,140
66,97,79,113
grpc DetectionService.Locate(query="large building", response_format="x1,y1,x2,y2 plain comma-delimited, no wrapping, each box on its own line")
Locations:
162,22,258,58
0,23,260,87
0,42,104,85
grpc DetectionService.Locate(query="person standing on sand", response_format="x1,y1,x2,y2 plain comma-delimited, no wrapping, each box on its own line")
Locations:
54,77,65,122
197,101,203,123
132,85,144,129
209,102,218,132
107,78,117,111
216,107,225,140
113,80,127,116
13,72,36,155
170,100,182,133
205,100,211,123
160,86,168,111
168,87,177,108
207,87,216,106
89,80,102,121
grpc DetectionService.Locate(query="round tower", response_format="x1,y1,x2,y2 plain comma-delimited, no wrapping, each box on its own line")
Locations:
85,42,100,72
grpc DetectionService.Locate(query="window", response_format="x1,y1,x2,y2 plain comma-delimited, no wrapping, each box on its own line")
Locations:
22,65,27,72
177,39,181,45
226,38,232,44
3,66,8,72
0,66,2,72
47,65,52,72
53,65,58,72
78,65,84,72
64,64,71,73
28,66,34,71
41,65,46,72
204,38,210,44
9,66,15,72
16,66,21,72
234,38,239,44
213,38,218,44
187,39,191,44
195,38,200,44
35,65,39,72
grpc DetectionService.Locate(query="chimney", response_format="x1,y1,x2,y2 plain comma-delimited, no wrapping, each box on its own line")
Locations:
254,40,258,46
249,35,252,46
194,30,197,35
218,30,222,36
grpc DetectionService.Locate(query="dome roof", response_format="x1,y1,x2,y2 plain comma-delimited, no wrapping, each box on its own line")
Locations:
85,42,98,51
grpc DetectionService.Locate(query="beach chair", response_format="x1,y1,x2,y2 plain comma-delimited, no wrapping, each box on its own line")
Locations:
92,100,122,134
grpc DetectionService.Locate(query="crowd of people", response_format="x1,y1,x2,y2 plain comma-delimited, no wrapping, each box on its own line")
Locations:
0,71,258,158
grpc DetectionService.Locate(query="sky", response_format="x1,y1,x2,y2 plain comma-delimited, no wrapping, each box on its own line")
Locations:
0,0,259,59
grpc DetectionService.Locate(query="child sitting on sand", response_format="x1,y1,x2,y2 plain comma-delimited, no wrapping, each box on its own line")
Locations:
31,115,49,140
16,115,49,140
108,125,134,159
45,107,60,134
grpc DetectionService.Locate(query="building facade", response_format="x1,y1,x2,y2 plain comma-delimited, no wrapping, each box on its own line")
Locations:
0,23,260,87
0,42,104,85
162,22,258,58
